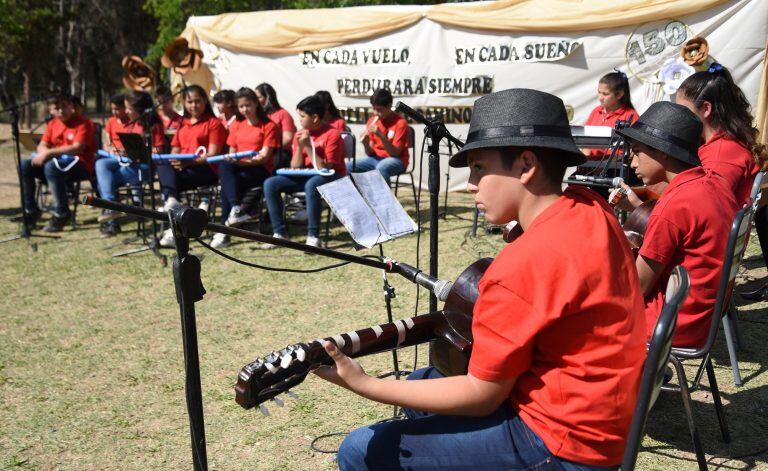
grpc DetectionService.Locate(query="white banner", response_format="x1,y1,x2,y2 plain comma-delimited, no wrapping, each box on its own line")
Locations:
189,0,767,191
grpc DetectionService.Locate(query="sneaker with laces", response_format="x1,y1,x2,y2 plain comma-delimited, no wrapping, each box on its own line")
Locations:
159,197,181,213
99,220,122,238
210,233,229,249
159,228,175,247
305,235,321,248
260,233,287,250
42,211,71,232
226,205,252,226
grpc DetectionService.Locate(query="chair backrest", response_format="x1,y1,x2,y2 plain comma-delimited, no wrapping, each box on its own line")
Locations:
749,171,764,206
93,122,103,152
340,131,356,160
406,125,416,172
621,266,689,471
677,203,753,359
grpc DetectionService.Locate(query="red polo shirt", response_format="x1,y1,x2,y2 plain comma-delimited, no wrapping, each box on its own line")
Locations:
327,116,347,132
468,186,646,467
171,114,227,155
584,105,638,160
160,111,183,131
42,115,97,174
105,116,130,150
120,121,167,150
365,113,410,167
699,132,758,205
227,119,280,173
292,123,346,176
269,108,297,150
639,167,738,348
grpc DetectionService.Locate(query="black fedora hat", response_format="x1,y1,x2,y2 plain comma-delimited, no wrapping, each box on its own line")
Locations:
449,88,585,168
616,101,702,166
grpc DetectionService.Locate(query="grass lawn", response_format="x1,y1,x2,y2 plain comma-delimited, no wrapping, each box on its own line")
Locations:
0,145,767,470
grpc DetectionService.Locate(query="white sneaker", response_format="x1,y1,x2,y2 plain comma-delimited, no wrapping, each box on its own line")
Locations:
226,205,252,226
159,228,175,247
260,233,287,250
210,233,229,249
305,235,321,248
198,199,210,213
159,196,181,213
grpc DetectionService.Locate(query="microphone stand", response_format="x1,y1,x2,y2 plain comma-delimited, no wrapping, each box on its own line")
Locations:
0,95,61,249
394,102,464,314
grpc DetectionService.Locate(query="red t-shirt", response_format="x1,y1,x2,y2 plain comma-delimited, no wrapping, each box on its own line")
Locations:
269,108,297,150
171,114,227,155
291,123,346,176
365,113,410,167
468,186,646,467
105,116,130,150
219,114,237,131
639,167,738,348
227,119,280,173
119,121,167,150
42,115,97,174
327,116,347,132
584,105,638,160
699,132,758,205
160,111,183,131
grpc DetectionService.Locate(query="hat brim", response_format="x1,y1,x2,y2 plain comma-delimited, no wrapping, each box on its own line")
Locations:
449,136,586,168
616,127,701,166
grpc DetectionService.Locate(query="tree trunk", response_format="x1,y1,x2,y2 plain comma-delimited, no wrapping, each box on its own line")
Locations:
23,70,31,128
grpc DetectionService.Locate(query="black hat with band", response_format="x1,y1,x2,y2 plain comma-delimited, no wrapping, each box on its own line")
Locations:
449,88,585,168
616,101,702,166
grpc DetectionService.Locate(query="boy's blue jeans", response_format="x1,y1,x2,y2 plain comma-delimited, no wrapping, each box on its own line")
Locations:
337,367,617,471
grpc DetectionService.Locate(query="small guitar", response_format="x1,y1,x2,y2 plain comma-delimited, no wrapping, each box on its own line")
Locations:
235,258,493,412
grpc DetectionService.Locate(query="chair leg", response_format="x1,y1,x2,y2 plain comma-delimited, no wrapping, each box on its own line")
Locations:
324,207,332,248
410,177,417,209
721,312,743,387
671,356,708,471
692,353,708,390
705,358,730,443
394,175,400,197
71,181,81,230
728,300,745,350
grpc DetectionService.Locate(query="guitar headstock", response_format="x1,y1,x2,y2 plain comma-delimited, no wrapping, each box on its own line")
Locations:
235,342,320,412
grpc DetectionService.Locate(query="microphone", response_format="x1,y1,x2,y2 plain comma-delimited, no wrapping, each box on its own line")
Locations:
572,175,623,186
389,260,454,302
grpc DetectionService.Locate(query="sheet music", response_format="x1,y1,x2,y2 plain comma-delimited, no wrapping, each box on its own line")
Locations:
351,171,418,238
317,177,387,248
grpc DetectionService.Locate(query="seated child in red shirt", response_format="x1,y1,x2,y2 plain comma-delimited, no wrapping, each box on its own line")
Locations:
315,89,647,470
583,71,639,160
262,95,344,248
347,88,410,184
20,92,96,232
616,101,739,348
104,93,129,152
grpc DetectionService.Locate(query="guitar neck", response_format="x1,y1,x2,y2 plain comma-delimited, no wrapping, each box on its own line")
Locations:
235,311,451,409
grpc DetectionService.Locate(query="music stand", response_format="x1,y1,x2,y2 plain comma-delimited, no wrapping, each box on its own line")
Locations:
110,132,167,265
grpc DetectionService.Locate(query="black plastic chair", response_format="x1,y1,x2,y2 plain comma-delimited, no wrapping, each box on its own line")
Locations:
391,125,417,205
622,266,688,471
664,204,754,470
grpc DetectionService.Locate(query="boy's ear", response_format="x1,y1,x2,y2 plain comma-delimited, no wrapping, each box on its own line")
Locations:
518,149,537,184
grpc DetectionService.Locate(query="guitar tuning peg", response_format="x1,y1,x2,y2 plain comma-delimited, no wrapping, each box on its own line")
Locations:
258,404,270,416
285,390,298,399
280,353,293,369
265,362,278,374
272,397,284,407
296,347,306,362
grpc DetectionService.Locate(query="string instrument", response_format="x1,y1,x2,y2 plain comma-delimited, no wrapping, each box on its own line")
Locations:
614,183,666,252
235,257,493,412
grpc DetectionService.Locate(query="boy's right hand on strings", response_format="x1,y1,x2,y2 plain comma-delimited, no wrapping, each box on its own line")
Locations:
609,182,642,211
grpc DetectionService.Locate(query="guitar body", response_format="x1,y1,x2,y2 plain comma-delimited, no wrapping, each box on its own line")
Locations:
623,199,658,253
430,257,493,377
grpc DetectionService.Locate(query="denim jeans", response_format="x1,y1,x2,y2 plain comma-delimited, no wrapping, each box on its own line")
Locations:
217,162,270,224
347,155,405,184
20,158,90,215
263,173,337,237
337,367,617,471
156,164,218,200
94,157,149,201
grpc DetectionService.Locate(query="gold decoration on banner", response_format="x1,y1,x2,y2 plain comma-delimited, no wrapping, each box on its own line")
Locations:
680,37,709,66
161,37,204,74
121,56,155,92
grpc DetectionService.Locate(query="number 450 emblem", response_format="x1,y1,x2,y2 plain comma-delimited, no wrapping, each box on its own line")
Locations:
625,20,693,83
